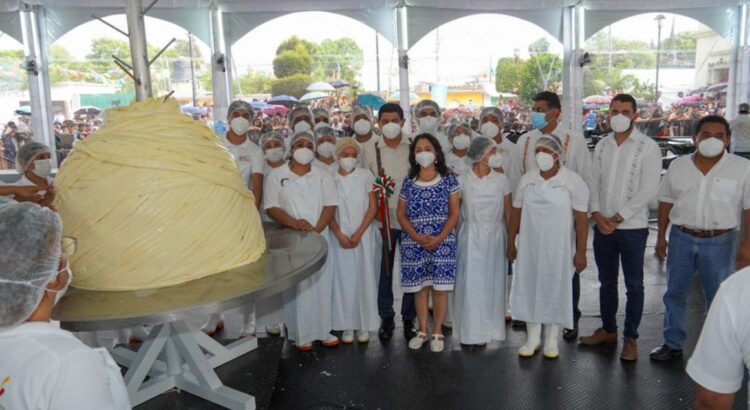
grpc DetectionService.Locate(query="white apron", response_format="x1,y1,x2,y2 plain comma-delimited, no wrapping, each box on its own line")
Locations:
453,172,507,344
331,169,381,331
279,172,335,344
256,163,284,328
511,176,575,329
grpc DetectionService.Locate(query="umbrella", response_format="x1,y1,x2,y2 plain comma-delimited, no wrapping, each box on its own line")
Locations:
329,79,350,89
356,93,386,111
251,100,271,110
74,106,102,117
263,105,289,116
181,105,206,115
582,95,611,104
388,91,420,102
268,95,299,106
306,81,336,92
300,91,329,102
14,106,31,116
707,82,728,93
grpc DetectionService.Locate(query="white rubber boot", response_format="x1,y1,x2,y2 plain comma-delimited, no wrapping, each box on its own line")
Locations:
543,324,560,359
518,322,542,357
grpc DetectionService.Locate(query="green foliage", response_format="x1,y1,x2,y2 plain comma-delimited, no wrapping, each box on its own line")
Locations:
271,73,312,98
276,36,317,57
311,38,363,83
233,69,273,95
273,47,312,78
586,31,656,69
659,31,697,67
528,38,550,54
495,49,562,103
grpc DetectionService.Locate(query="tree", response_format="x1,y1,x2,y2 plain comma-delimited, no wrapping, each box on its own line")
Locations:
273,47,312,78
233,69,273,95
528,37,550,54
276,36,317,57
495,51,562,103
271,73,312,98
660,31,697,67
586,31,656,70
311,38,363,83
495,55,523,94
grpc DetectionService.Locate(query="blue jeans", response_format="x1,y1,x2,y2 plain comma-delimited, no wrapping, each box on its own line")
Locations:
663,227,737,349
593,227,648,339
378,228,416,321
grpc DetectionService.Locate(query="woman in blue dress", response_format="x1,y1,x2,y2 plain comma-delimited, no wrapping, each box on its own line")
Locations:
397,133,461,352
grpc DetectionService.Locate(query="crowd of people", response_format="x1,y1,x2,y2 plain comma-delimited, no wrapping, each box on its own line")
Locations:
3,90,750,409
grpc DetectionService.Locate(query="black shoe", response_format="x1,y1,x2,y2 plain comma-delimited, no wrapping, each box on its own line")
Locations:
378,317,395,340
511,320,526,328
403,319,416,340
563,327,578,342
649,344,683,361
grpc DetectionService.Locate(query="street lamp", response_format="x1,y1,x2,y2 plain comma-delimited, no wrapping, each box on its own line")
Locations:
654,14,666,103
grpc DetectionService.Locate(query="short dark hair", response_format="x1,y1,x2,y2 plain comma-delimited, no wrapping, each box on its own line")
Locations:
378,103,404,121
610,94,637,112
408,133,448,180
695,115,731,137
532,91,561,110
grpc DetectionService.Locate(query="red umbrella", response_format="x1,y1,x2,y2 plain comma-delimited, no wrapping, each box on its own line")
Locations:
263,105,288,116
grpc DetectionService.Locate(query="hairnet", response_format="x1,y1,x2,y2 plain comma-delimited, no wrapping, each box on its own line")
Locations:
290,130,315,148
335,137,362,157
350,105,373,123
447,122,472,140
467,136,495,163
15,142,50,173
259,131,284,148
314,126,336,141
312,107,330,122
537,134,563,155
479,107,504,123
287,106,313,125
413,99,440,118
0,202,62,329
227,100,254,119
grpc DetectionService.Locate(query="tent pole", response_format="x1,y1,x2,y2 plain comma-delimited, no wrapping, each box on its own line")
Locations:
125,0,152,101
562,4,584,132
396,4,411,126
727,5,744,121
210,3,230,131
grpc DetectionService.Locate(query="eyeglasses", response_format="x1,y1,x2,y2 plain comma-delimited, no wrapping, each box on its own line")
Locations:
62,236,78,256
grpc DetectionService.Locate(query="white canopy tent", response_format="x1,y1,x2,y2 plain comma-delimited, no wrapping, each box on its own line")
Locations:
0,0,748,152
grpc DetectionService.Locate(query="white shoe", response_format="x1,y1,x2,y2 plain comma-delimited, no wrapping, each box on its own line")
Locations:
322,334,340,347
430,334,445,352
342,330,355,344
518,322,542,357
266,324,281,336
408,332,428,350
543,324,560,359
356,331,369,343
201,314,225,336
239,326,256,339
442,322,453,329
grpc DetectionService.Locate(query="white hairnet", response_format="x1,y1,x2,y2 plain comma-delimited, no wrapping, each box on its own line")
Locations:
0,202,62,329
312,107,330,122
479,107,504,124
259,131,284,148
15,142,51,172
350,105,373,123
314,126,336,141
467,136,495,163
413,99,440,118
447,122,472,140
228,100,254,119
290,130,315,148
335,137,362,157
287,106,313,125
537,134,563,155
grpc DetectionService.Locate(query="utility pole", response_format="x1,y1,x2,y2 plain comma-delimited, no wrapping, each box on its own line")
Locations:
188,32,197,106
655,14,666,103
608,25,613,72
375,30,381,93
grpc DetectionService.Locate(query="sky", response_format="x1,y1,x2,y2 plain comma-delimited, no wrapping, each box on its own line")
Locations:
0,11,719,93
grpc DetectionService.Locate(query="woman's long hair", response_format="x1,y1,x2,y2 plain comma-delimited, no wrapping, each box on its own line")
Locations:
408,133,449,180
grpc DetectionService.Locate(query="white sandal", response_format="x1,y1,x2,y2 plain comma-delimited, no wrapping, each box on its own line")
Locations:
408,331,428,350
430,333,445,352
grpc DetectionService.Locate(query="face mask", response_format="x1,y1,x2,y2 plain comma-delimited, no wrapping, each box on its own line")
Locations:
317,142,336,158
535,152,555,172
293,147,315,165
452,134,471,150
353,119,372,136
52,262,72,306
415,151,436,168
265,147,284,163
314,122,328,131
487,153,504,168
340,157,357,172
381,122,401,140
419,117,439,133
32,159,52,178
480,122,500,139
697,137,726,158
610,114,632,134
531,112,549,130
230,117,250,135
294,121,311,133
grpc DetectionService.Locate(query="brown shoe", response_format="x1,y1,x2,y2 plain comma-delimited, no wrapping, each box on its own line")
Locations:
621,338,638,362
579,328,618,346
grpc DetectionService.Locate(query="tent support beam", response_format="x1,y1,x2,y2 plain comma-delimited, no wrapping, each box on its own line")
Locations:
210,3,230,131
126,0,153,101
397,4,410,125
562,4,584,132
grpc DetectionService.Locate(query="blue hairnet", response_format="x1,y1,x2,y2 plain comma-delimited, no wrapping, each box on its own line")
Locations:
227,100,254,119
467,136,495,163
447,122,472,140
314,126,336,141
312,108,330,122
287,106,313,125
15,142,50,173
413,99,440,118
350,105,373,123
259,131,284,148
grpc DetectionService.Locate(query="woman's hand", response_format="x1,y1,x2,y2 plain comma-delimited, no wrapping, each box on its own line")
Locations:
349,231,363,247
421,236,442,251
506,243,517,262
336,231,355,249
292,219,314,231
573,251,587,273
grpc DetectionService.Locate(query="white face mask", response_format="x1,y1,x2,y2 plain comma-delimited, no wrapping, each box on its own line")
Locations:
535,152,556,172
32,159,53,178
353,119,372,136
415,151,436,168
52,262,73,306
340,157,357,172
697,137,726,158
487,153,504,168
480,122,500,139
452,134,471,150
419,116,439,133
610,114,632,134
314,121,328,131
230,117,250,136
381,122,401,140
265,147,284,163
293,147,315,165
317,142,336,158
294,121,312,133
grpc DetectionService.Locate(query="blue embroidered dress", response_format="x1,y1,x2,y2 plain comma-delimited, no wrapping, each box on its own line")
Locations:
399,172,460,292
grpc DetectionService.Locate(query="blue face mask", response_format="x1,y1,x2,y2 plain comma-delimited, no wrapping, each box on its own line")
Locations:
531,112,549,130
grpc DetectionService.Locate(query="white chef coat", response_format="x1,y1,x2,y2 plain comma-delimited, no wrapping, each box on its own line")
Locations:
516,125,593,189
687,266,750,394
0,322,130,410
496,137,522,193
730,114,750,153
220,134,264,188
659,153,750,230
417,130,451,154
363,136,411,230
590,129,662,229
313,158,339,175
446,151,471,176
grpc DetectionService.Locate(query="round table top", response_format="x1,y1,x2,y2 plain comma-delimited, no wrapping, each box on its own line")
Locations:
52,227,327,332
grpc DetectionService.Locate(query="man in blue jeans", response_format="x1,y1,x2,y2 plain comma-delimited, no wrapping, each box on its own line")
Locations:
651,115,750,361
578,94,662,361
